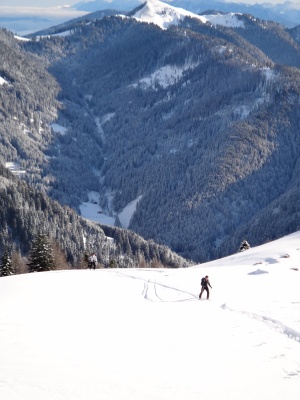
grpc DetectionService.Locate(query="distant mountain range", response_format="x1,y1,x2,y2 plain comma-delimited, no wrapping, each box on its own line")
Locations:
28,0,245,37
1,0,300,264
73,0,300,27
1,0,300,36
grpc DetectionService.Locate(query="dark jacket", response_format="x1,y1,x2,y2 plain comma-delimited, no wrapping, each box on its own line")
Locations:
201,277,212,288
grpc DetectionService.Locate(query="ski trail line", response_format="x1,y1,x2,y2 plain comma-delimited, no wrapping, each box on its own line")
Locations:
221,303,300,343
113,270,198,302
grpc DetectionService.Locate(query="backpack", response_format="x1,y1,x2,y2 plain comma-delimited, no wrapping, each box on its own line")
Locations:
201,277,206,286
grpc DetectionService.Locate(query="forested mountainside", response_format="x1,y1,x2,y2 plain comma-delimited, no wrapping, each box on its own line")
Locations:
181,15,300,68
0,163,188,268
26,9,123,38
2,0,300,263
0,29,61,190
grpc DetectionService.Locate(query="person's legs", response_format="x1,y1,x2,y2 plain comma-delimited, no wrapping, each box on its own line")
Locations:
205,287,209,299
199,287,204,298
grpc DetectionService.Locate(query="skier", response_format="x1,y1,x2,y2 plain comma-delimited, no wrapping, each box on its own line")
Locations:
199,275,212,300
89,253,97,269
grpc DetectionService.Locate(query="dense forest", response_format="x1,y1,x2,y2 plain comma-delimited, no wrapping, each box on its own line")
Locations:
1,3,300,264
0,163,189,272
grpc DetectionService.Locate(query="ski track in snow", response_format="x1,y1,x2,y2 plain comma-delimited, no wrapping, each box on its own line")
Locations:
221,303,300,344
2,232,300,399
142,279,198,302
114,269,300,346
114,270,197,302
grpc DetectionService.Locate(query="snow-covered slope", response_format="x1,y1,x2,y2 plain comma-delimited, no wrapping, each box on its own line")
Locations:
131,0,244,29
1,231,300,399
0,76,8,85
131,0,207,29
205,11,244,28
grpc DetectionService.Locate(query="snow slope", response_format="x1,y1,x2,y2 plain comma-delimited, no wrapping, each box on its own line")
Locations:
1,231,300,399
131,61,199,90
132,0,207,29
0,76,8,85
79,192,141,227
131,0,244,29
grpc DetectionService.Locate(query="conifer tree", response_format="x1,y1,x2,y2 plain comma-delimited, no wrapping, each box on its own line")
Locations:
12,250,27,274
238,240,250,252
27,234,55,273
0,249,15,277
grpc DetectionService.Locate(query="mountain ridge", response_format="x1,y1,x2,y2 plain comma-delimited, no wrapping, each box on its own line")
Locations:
74,0,300,28
1,0,299,36
1,1,300,262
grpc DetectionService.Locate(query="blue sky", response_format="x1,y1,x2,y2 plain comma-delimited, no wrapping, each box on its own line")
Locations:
0,1,78,6
1,0,298,7
0,0,78,6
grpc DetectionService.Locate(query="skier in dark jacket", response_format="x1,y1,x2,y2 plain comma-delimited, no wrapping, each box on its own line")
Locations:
199,275,212,300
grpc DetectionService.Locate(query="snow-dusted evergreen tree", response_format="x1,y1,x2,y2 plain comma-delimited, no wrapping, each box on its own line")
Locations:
27,234,55,273
238,240,250,253
0,249,15,277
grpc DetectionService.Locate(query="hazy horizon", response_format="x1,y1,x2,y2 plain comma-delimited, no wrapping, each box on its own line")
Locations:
0,0,298,9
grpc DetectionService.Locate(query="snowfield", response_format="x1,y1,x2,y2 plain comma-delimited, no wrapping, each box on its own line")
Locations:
131,0,244,30
132,0,207,30
1,232,300,399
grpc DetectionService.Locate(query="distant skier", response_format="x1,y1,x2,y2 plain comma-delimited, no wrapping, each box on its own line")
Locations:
199,275,212,300
89,253,97,269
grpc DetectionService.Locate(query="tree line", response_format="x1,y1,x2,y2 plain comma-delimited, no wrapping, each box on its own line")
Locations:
0,164,190,273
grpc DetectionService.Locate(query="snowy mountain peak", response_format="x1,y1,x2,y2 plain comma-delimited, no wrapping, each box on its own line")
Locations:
130,0,244,30
131,0,207,29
